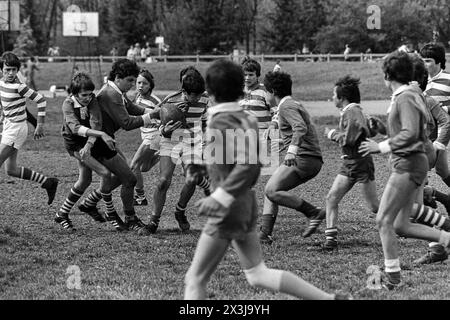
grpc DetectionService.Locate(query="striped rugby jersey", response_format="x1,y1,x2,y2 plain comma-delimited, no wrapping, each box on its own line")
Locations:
0,79,46,123
163,90,210,133
239,83,278,130
426,70,450,107
134,93,162,134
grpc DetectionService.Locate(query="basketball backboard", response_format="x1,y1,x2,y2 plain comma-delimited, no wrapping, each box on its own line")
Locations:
63,12,99,37
0,1,20,31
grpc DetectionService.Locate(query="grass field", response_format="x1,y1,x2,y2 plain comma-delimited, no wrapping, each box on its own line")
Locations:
0,97,449,301
33,61,391,101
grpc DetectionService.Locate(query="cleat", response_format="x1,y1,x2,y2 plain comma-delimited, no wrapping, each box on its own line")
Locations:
133,195,148,206
413,250,448,265
334,292,353,300
125,215,147,232
78,204,106,223
55,214,76,232
175,210,190,232
323,239,338,252
105,211,127,232
139,215,160,235
380,272,402,291
42,178,59,205
258,231,274,245
302,209,326,238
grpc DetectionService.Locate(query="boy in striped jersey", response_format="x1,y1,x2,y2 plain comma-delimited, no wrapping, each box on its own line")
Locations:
129,69,162,206
143,67,211,235
240,57,280,175
0,52,58,205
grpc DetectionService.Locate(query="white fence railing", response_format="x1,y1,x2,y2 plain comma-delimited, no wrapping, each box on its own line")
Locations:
27,53,450,64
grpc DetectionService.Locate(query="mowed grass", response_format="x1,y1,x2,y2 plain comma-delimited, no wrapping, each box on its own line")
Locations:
34,61,391,101
1,97,450,301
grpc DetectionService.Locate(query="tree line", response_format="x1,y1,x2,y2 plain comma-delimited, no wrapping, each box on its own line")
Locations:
10,0,450,56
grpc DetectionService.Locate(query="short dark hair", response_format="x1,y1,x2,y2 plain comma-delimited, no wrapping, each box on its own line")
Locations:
139,69,155,92
108,58,140,81
181,69,205,95
69,72,95,95
382,51,413,85
409,53,428,92
206,59,244,103
263,71,292,98
0,52,21,70
242,56,261,77
420,43,446,70
335,75,361,104
179,66,201,83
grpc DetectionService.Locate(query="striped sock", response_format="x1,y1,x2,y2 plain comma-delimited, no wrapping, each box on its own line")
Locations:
261,214,277,236
82,189,102,208
135,188,145,198
175,204,187,213
20,167,48,185
412,205,450,229
59,188,84,216
325,228,338,244
101,192,116,216
197,176,211,196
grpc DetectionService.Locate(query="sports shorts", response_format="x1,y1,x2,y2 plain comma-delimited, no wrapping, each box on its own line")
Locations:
390,153,428,187
1,120,28,150
141,131,161,151
339,157,375,183
203,190,258,241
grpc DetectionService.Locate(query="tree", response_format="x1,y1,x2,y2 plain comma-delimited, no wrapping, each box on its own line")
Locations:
12,17,37,56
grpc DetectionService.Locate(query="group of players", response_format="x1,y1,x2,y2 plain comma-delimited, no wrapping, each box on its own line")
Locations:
2,41,450,299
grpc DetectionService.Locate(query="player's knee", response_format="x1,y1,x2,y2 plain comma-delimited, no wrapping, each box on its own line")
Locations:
76,177,92,190
393,219,408,237
244,263,282,290
326,191,339,206
158,177,172,191
264,185,279,202
121,173,137,188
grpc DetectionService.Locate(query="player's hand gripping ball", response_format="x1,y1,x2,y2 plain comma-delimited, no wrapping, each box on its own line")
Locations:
160,102,188,127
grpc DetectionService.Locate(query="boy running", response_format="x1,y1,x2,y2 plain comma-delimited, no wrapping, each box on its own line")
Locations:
184,59,351,300
259,72,325,244
0,52,58,205
323,76,379,251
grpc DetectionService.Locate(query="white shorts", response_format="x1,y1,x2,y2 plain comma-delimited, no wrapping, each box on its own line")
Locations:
1,120,28,150
159,137,203,165
141,131,161,151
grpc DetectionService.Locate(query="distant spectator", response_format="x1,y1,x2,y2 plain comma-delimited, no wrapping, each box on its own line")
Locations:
273,60,282,72
26,57,40,90
134,43,142,61
365,48,373,62
302,44,310,55
141,46,147,62
47,46,56,62
127,45,135,61
110,47,118,62
344,44,351,61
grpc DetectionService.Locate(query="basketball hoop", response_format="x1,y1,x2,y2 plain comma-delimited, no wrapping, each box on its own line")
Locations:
67,4,81,13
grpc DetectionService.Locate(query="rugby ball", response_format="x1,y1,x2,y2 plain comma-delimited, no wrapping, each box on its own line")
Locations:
160,102,187,127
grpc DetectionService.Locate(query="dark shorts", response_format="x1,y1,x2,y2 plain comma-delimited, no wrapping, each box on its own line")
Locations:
390,153,428,187
339,157,375,183
290,155,323,183
203,190,258,241
64,138,118,161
